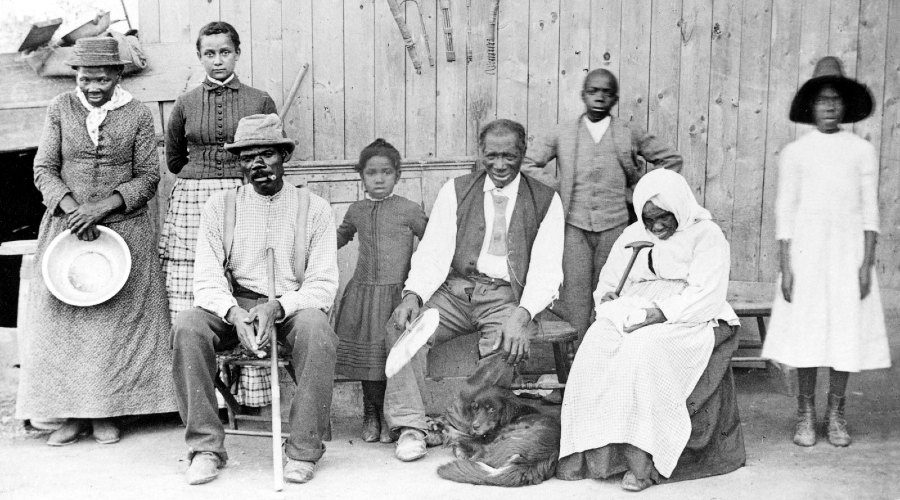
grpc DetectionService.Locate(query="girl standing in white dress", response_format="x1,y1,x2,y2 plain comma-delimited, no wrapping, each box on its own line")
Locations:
763,56,891,448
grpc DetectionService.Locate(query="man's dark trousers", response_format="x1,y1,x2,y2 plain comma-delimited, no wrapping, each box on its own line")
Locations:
172,294,338,463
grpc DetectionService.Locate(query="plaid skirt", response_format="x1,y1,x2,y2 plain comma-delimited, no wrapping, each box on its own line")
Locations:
159,178,272,407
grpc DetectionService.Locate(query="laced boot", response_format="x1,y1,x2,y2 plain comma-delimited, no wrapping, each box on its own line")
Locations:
362,380,392,443
361,382,381,443
825,393,851,447
792,394,817,447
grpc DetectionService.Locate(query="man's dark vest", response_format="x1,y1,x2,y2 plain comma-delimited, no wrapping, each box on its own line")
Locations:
451,170,556,300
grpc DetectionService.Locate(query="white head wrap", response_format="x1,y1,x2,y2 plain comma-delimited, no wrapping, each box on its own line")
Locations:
632,169,712,234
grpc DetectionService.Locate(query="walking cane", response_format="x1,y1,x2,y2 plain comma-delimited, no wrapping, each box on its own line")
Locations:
265,247,284,491
615,241,655,296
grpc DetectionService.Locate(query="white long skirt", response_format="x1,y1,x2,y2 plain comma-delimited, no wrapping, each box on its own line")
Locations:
762,215,890,372
559,280,715,478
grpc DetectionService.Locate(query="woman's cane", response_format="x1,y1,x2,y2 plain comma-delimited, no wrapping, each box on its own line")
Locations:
615,241,655,295
265,247,283,491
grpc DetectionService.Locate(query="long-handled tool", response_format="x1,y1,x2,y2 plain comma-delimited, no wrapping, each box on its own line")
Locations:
387,0,434,73
265,247,284,491
486,0,500,73
405,0,435,68
278,62,309,120
439,0,456,61
615,241,654,295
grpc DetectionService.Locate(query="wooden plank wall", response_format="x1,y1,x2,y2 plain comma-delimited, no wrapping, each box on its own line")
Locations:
132,0,900,288
25,0,900,288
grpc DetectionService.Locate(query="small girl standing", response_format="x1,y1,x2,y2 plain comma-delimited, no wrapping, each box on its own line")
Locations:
336,139,428,443
763,56,891,448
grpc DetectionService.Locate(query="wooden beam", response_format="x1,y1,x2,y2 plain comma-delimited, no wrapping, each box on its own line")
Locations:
495,0,529,125
705,0,742,241
676,0,713,199
464,0,499,154
619,0,651,129
435,0,468,157
405,0,438,159
281,0,313,160
759,0,802,282
557,0,591,121
647,0,681,148
731,0,772,281
588,0,622,97
344,0,377,159
312,0,346,160
526,0,560,143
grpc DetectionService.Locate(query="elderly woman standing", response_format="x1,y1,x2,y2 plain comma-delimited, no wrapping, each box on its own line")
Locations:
160,22,276,408
556,169,744,492
16,37,176,445
762,56,891,448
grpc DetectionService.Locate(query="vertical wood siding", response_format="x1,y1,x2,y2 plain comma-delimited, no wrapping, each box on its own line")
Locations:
137,0,900,287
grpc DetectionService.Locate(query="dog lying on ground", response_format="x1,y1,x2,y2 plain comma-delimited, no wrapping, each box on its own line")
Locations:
434,385,561,487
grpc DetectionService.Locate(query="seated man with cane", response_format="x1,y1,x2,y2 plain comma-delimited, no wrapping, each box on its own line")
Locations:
171,114,339,485
385,119,565,462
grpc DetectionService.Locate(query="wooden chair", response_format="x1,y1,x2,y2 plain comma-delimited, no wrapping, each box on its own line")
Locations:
213,348,295,438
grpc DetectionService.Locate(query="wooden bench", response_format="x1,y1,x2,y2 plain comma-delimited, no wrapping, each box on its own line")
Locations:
726,280,775,364
0,239,38,369
725,280,795,393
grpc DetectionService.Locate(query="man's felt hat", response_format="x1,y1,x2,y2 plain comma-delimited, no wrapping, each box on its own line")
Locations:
65,36,129,67
224,114,296,156
789,56,874,124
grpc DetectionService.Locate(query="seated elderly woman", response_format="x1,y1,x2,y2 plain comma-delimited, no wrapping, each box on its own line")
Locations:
556,169,745,492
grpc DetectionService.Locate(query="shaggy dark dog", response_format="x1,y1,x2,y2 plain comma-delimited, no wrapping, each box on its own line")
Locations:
434,385,561,487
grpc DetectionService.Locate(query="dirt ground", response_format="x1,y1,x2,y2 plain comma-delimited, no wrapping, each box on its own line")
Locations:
1,292,898,500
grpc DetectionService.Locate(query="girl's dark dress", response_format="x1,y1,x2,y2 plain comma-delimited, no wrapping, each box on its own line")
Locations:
335,195,427,380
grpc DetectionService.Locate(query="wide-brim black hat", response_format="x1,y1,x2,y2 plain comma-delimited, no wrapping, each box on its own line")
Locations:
789,56,874,124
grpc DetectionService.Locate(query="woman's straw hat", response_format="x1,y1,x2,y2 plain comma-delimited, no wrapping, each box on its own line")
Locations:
789,56,874,124
42,226,132,307
224,114,296,157
65,36,129,67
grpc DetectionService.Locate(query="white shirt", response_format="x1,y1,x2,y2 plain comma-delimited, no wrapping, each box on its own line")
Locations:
583,115,611,143
193,183,339,321
404,173,565,319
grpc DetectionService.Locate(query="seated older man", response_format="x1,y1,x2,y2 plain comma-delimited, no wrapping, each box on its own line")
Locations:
385,119,565,462
171,114,339,485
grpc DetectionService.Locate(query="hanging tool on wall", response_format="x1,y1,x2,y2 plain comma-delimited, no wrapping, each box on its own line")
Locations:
486,0,500,74
465,0,473,63
279,62,309,120
439,0,455,62
387,0,435,74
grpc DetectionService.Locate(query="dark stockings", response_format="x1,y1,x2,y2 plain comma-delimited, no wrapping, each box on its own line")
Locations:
797,367,850,398
361,380,387,407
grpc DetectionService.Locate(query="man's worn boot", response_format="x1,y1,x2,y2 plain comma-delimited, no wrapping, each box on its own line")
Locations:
793,394,817,447
825,393,851,447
